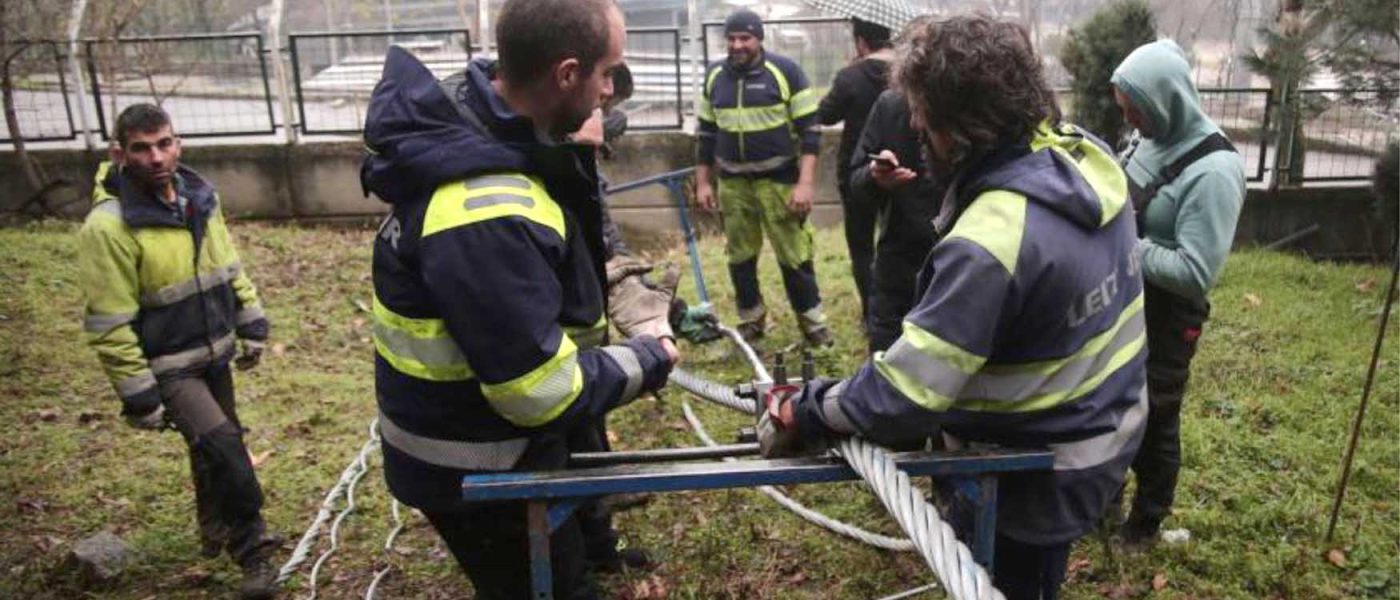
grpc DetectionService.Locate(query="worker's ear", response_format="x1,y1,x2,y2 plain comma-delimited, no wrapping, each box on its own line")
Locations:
555,57,582,93
109,142,125,168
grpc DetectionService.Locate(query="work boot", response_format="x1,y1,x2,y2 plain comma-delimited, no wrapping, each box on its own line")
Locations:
798,307,834,348
199,525,228,559
1119,513,1162,552
736,304,767,343
239,558,278,599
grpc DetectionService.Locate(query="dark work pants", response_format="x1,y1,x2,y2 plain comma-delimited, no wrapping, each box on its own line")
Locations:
840,184,884,326
993,535,1072,600
1127,282,1207,524
868,245,931,353
423,504,596,600
161,363,266,566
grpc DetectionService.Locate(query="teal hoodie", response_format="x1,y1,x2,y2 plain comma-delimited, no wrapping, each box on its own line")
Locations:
1112,40,1245,303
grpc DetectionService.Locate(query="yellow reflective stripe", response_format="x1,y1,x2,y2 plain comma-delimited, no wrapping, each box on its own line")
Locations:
697,95,715,122
563,315,608,349
1031,124,1130,225
421,173,564,239
980,294,1145,379
958,325,1145,414
372,295,474,381
481,336,584,427
789,88,819,119
704,65,723,97
714,104,790,132
875,356,959,412
872,319,988,413
762,61,790,101
945,191,1027,274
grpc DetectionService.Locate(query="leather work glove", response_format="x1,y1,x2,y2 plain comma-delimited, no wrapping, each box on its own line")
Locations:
758,385,824,458
124,403,167,431
235,339,265,371
606,256,679,341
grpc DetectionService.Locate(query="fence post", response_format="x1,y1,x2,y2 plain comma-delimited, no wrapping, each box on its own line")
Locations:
267,0,298,144
66,0,94,151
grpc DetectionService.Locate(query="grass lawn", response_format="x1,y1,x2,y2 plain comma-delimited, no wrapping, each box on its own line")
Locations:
0,221,1395,599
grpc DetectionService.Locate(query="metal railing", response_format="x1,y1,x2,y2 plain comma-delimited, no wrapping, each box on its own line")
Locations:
289,28,471,135
84,33,276,140
1294,89,1398,182
1197,88,1274,182
623,27,684,131
0,40,77,143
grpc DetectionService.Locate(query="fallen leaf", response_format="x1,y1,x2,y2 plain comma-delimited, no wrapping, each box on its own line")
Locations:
1356,277,1377,293
16,498,47,514
77,411,105,424
352,317,366,330
250,449,275,468
786,571,808,584
1243,293,1263,308
31,408,62,422
1067,558,1092,575
32,535,62,553
272,343,287,357
1326,548,1347,568
354,298,371,313
1152,572,1168,591
606,430,619,444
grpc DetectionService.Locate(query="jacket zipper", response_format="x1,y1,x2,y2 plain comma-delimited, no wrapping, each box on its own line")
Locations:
185,201,216,367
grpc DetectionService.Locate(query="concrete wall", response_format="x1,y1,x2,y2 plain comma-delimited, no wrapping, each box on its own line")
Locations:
2,132,1391,259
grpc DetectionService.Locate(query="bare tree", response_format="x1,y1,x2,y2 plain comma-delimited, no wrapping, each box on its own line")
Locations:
1,0,68,215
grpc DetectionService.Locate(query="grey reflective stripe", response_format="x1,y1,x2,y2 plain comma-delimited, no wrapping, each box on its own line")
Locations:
372,321,468,368
466,175,532,190
115,371,157,399
235,306,265,327
964,313,1147,403
464,193,535,210
84,311,136,333
599,345,644,404
880,336,969,404
140,263,241,308
1048,385,1148,470
149,332,236,375
819,380,857,434
93,200,122,217
717,155,794,174
377,411,529,471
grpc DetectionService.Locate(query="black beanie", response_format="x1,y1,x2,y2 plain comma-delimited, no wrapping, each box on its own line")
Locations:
725,9,764,40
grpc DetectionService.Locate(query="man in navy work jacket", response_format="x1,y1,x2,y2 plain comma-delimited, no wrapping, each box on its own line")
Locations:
759,16,1148,600
361,0,677,597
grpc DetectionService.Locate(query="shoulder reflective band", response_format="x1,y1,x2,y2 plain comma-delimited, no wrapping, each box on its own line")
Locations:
422,173,564,239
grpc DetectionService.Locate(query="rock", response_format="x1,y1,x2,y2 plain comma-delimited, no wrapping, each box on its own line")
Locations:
1160,528,1191,545
60,532,133,585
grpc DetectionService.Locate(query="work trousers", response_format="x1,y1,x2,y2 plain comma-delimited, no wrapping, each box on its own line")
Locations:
868,244,932,353
567,419,622,565
421,434,597,599
993,535,1072,600
1126,281,1208,524
718,176,821,319
838,182,884,327
160,363,267,566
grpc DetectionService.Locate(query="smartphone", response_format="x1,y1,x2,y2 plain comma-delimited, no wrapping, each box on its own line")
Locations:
867,153,897,169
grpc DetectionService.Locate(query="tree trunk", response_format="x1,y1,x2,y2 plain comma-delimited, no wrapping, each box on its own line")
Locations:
0,1,47,199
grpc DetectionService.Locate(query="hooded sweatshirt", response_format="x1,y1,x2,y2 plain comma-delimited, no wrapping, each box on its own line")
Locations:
797,123,1148,545
818,49,893,189
1111,40,1245,304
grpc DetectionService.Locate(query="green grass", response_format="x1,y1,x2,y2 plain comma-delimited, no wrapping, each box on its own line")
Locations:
0,221,1395,599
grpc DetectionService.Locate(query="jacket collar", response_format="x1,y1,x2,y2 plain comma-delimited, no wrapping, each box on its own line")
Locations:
101,162,216,229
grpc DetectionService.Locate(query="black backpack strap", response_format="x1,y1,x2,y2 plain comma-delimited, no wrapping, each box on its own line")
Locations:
1131,132,1237,222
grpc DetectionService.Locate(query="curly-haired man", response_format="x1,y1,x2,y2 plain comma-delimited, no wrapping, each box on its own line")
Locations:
759,15,1148,599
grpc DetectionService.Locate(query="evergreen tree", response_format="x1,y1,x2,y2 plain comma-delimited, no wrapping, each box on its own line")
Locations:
1059,0,1157,149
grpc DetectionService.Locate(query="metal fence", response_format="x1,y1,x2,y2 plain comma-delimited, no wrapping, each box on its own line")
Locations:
2,29,1395,185
702,17,854,100
290,29,471,135
623,28,683,130
84,33,275,139
0,41,77,143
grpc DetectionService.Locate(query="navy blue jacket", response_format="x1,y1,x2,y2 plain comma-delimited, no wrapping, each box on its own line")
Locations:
364,49,671,510
696,52,821,183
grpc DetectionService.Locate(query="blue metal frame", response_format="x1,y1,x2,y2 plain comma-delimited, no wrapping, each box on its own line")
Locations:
606,167,710,307
463,447,1053,599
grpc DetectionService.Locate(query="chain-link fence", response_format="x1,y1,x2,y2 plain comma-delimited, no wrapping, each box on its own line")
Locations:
1198,88,1273,182
1295,90,1398,182
701,17,854,99
290,29,471,135
623,28,683,131
0,41,77,143
84,33,275,139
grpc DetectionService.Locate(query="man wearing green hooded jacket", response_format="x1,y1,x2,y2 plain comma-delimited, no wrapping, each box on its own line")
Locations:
1110,40,1245,544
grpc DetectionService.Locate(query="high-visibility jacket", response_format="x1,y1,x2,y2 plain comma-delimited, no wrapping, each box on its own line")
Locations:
77,161,268,417
696,51,821,183
797,123,1148,545
363,50,672,510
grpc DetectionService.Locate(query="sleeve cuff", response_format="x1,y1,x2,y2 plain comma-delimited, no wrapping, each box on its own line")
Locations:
236,313,270,341
120,385,163,417
622,335,673,393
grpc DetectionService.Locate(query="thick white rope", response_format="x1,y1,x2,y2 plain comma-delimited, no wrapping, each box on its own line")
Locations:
679,399,916,552
364,498,406,600
673,333,1004,600
302,420,377,600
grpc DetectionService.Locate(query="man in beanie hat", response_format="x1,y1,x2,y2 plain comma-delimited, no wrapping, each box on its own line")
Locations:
695,8,832,347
